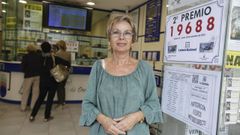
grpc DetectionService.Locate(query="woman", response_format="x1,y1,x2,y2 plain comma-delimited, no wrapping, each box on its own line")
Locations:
29,42,70,122
20,44,41,111
55,40,71,108
80,14,163,135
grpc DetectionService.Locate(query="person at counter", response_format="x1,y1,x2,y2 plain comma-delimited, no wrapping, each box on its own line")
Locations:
20,44,41,112
29,42,70,122
55,40,71,109
80,14,163,135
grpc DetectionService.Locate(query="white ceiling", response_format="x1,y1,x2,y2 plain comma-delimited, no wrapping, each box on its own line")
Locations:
47,0,147,11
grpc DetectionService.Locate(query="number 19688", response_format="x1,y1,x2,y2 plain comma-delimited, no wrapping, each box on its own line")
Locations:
170,16,215,37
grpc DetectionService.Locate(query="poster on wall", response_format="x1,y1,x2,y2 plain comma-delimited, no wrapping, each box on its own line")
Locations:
144,0,162,42
225,51,240,69
23,4,42,31
226,0,240,51
162,66,221,135
164,0,228,65
223,77,240,125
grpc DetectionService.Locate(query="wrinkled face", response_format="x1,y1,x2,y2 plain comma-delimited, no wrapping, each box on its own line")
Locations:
109,21,133,53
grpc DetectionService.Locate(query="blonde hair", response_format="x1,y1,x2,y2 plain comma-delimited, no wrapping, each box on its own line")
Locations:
56,40,67,51
107,14,137,43
26,44,37,53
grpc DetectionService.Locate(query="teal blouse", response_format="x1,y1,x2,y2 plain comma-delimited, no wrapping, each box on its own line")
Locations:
80,60,163,135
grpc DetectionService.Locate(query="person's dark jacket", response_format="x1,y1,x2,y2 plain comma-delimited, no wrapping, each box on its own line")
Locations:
40,55,70,85
21,52,42,78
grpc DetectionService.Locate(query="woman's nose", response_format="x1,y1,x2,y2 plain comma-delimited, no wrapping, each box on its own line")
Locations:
119,33,125,39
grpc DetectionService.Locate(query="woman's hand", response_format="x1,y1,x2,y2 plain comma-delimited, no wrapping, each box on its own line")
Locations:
97,113,126,135
114,111,144,132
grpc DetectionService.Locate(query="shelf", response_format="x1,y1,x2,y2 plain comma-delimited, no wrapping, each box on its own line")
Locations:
92,47,108,52
5,39,37,42
2,29,108,64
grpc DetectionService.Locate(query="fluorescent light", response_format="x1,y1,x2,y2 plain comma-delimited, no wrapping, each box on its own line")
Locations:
19,0,27,4
2,10,6,13
86,1,95,6
42,1,50,3
2,2,7,4
85,7,93,10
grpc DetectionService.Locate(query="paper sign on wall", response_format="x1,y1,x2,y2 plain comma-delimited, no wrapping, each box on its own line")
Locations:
164,1,227,65
225,51,240,69
23,4,42,31
162,66,221,135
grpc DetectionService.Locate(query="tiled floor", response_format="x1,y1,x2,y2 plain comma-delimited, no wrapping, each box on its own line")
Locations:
0,102,89,135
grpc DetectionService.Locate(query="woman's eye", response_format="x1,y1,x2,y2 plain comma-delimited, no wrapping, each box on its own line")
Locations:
112,31,120,34
125,32,132,36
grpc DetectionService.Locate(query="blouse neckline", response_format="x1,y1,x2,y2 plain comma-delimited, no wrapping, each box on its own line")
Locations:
100,59,141,78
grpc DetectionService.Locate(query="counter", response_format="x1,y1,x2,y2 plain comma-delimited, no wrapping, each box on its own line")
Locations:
0,61,91,103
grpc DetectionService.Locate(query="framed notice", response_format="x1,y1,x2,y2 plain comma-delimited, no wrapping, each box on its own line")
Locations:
144,0,162,42
23,4,42,31
226,0,240,51
164,0,228,65
162,66,221,135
